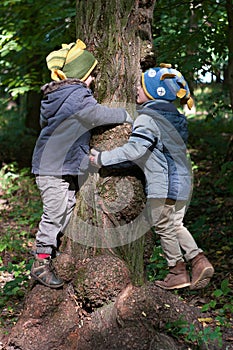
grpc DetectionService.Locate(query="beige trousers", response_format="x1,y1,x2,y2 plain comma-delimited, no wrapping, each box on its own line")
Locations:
149,199,202,267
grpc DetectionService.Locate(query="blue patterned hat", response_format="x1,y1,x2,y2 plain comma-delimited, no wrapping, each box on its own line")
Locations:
142,63,193,109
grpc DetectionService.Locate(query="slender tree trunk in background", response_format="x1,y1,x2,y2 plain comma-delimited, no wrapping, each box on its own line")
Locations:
226,0,233,113
25,91,41,132
66,0,156,285
186,1,198,95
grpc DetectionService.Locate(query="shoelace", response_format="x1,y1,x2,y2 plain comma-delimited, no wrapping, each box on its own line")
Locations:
47,259,56,272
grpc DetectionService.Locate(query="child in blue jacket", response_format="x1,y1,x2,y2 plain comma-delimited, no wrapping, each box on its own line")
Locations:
30,39,132,288
90,64,214,290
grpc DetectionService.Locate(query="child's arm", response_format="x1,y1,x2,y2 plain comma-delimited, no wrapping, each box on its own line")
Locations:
75,103,133,127
90,113,161,167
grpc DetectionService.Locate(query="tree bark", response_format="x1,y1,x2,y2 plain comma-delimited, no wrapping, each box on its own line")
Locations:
65,0,156,285
4,260,207,350
76,0,155,103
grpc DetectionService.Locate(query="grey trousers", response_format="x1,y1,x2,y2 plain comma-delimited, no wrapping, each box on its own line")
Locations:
149,199,202,267
35,175,80,254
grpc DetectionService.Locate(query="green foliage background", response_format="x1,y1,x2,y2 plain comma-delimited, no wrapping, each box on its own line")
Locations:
0,0,76,96
0,0,231,96
153,0,228,82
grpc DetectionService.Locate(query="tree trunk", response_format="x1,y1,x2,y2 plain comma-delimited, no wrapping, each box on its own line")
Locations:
4,279,205,350
76,0,155,103
65,0,156,285
25,90,41,133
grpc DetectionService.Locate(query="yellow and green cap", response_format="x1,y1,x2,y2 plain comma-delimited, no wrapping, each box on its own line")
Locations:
46,39,98,81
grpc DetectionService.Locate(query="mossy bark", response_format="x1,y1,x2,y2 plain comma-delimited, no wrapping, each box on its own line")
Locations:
67,0,156,285
76,0,155,103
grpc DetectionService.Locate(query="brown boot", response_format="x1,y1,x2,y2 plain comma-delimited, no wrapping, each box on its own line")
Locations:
155,261,190,290
190,253,214,290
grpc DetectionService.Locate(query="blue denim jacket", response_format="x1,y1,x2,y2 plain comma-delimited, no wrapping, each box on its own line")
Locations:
32,80,129,176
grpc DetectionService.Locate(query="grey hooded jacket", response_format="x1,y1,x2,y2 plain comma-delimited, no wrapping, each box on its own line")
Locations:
99,101,192,201
32,80,131,176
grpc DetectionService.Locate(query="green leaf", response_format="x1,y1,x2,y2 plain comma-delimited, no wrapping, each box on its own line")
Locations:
213,289,223,297
0,243,7,252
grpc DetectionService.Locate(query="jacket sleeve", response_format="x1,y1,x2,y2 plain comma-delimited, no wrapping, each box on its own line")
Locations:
75,102,133,128
100,113,161,166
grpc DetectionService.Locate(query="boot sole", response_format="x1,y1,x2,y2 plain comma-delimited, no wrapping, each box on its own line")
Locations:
155,282,191,290
190,267,214,290
30,272,64,289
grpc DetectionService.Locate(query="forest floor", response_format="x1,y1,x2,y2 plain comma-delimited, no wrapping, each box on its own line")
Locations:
0,112,233,349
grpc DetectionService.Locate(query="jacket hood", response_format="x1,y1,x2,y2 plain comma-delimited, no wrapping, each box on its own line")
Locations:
40,79,88,120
